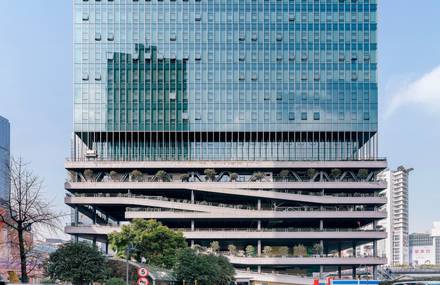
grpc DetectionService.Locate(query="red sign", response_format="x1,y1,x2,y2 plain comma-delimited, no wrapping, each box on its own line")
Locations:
137,268,149,277
137,277,149,285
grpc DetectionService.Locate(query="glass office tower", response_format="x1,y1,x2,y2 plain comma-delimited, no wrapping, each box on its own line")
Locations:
67,0,387,280
0,115,10,201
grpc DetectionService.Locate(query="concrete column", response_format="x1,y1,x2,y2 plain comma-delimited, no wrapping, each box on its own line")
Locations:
257,220,261,231
190,240,194,247
320,240,324,255
105,242,109,255
257,199,261,210
373,240,377,256
191,220,195,231
93,207,97,225
320,219,324,230
338,266,342,279
74,206,79,226
93,237,97,246
257,240,262,256
74,234,79,243
338,242,342,257
258,266,261,273
352,266,356,279
320,266,323,276
191,190,195,204
352,241,356,257
372,265,377,280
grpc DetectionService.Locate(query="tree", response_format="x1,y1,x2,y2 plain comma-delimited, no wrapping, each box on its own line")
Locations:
330,169,342,180
204,169,217,181
279,246,289,257
293,244,307,257
357,168,369,180
279,169,290,181
253,172,265,182
130,170,143,182
46,242,108,285
245,245,255,257
108,219,187,268
109,171,119,182
227,244,237,256
307,168,316,181
180,173,190,182
229,172,239,182
155,170,168,182
209,241,220,253
0,157,63,283
83,169,94,181
312,243,323,256
174,248,235,285
262,246,272,256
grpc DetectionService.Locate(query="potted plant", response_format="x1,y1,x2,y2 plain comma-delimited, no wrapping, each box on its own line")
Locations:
279,246,289,257
209,241,220,253
180,173,190,182
130,170,143,182
83,169,94,182
307,169,316,181
109,170,119,182
155,170,168,182
262,246,272,257
357,168,369,181
229,172,239,182
253,172,265,182
279,169,290,181
204,169,217,181
245,245,256,257
312,243,323,256
330,168,341,181
228,244,237,256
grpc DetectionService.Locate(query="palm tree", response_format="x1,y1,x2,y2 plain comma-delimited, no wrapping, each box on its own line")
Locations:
229,172,239,182
204,169,217,181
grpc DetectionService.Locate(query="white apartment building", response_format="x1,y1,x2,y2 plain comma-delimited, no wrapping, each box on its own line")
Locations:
377,166,413,266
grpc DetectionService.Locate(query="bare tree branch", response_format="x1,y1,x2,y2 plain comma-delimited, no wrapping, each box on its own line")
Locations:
0,157,67,283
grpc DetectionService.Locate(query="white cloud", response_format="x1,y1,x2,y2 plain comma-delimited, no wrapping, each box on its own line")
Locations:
385,65,440,118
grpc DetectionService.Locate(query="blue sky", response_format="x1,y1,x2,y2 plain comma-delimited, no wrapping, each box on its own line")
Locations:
0,0,439,235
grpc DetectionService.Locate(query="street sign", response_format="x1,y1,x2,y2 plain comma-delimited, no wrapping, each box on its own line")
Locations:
137,268,149,277
137,277,149,285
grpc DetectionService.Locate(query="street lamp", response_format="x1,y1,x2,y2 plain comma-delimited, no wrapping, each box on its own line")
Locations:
126,243,134,285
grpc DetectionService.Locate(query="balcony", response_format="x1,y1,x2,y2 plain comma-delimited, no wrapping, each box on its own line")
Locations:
64,224,386,240
227,256,386,266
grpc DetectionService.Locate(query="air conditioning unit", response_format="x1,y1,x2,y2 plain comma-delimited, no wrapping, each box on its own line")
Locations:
85,150,97,158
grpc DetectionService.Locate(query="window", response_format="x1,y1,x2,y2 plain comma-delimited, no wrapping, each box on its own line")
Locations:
301,112,307,120
313,112,320,120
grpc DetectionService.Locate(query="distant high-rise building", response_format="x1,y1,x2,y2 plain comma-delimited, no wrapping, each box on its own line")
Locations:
377,166,413,266
0,115,10,201
66,0,386,279
409,222,440,266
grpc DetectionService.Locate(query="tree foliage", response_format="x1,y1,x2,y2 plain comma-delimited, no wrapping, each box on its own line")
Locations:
106,277,125,285
46,242,108,285
108,219,187,268
204,169,217,181
174,248,235,285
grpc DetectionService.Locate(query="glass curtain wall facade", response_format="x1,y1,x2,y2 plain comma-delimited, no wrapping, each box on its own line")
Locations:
73,0,378,162
0,115,10,201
